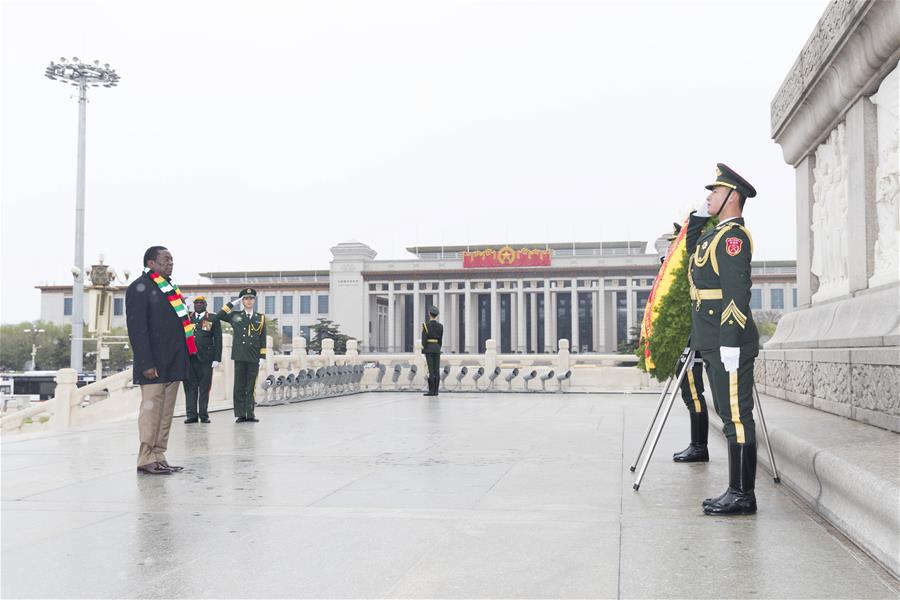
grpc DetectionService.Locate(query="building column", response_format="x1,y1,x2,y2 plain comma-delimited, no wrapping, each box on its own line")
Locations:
845,96,878,293
465,281,476,353
387,291,395,353
543,281,552,352
570,278,579,352
529,291,538,353
438,281,446,322
593,282,602,352
447,292,457,352
626,279,635,341
413,287,421,330
516,280,526,353
490,282,499,345
362,291,370,352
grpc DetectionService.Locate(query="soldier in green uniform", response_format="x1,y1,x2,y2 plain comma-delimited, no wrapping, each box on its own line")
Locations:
686,163,759,515
216,288,267,423
421,305,443,396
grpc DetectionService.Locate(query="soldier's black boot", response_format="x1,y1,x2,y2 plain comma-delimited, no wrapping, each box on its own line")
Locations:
703,442,757,515
672,411,709,462
423,376,436,396
433,375,440,397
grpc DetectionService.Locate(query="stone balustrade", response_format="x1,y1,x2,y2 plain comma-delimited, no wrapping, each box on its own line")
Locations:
0,333,649,435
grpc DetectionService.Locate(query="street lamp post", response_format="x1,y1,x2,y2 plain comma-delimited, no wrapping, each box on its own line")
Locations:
23,323,46,371
45,57,120,373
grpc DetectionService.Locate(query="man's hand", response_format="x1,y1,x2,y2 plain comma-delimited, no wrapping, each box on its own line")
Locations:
694,197,710,217
211,361,219,369
142,367,159,380
720,346,740,372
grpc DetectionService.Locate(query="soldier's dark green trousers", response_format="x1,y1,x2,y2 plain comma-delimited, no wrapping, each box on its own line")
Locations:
679,357,707,415
233,360,259,419
703,351,757,445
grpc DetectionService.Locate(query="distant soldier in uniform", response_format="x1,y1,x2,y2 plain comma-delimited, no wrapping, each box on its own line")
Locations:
216,288,267,423
686,163,759,515
421,305,443,396
660,223,710,464
183,296,222,424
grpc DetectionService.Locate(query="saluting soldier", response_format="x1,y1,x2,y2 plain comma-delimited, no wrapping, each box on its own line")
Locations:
660,224,710,464
183,296,222,424
216,288,267,423
421,305,443,396
686,163,759,515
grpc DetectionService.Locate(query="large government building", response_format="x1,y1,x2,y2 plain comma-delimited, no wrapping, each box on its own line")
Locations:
38,238,797,354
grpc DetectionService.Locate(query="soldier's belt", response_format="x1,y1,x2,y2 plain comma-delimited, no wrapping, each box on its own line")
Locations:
427,339,439,342
690,288,723,301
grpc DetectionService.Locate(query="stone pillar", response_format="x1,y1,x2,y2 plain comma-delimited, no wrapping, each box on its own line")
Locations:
543,281,551,353
625,280,635,340
485,338,497,373
490,283,499,346
345,339,359,363
795,155,816,308
52,368,78,430
387,291,395,353
222,333,234,404
570,279,579,353
438,281,446,321
516,281,526,353
292,335,308,370
557,338,570,372
593,285,602,352
465,281,476,353
413,287,421,331
321,338,336,366
529,291,538,353
845,96,878,292
362,291,370,352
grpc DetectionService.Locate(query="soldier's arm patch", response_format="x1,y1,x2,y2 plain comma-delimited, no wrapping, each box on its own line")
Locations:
724,236,743,256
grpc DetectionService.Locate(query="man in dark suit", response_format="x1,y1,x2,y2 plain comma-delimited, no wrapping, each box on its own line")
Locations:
421,305,443,396
126,246,194,475
183,296,222,424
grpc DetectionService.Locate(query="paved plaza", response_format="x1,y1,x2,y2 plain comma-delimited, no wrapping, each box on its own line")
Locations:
2,392,897,599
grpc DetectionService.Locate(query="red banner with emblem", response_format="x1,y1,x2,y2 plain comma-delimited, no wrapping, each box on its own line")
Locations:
463,246,551,268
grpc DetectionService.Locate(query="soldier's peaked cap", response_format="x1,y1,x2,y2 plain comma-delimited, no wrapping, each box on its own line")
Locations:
705,163,757,198
239,287,257,298
428,305,439,317
193,295,207,303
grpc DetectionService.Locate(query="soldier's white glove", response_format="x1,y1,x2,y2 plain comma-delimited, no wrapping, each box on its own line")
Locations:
259,358,265,368
720,346,740,372
694,197,710,218
211,361,219,369
229,297,243,306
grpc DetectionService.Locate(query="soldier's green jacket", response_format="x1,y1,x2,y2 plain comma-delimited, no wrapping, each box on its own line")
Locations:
421,320,443,354
215,302,267,363
686,213,759,353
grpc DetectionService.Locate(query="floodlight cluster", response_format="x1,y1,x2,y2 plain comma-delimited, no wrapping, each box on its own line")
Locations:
45,57,120,88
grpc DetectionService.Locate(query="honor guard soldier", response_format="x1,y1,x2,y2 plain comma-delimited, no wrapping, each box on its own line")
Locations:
686,163,759,515
183,296,222,423
661,224,709,464
421,305,443,396
217,288,267,423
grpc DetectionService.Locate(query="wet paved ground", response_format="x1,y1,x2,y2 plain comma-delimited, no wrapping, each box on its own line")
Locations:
2,392,897,599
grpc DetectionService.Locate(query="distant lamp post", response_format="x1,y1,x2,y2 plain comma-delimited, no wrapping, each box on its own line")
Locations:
23,323,46,371
45,57,120,373
87,255,129,378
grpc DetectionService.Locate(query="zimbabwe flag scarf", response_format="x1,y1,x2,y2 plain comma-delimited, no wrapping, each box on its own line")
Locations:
146,269,198,355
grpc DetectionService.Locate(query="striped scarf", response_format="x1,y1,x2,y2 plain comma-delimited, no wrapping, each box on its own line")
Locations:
146,269,198,355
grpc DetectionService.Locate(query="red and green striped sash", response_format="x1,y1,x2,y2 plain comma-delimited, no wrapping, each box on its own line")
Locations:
147,270,198,355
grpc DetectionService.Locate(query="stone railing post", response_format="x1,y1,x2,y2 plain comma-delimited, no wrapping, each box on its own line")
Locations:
52,368,78,430
265,335,274,372
322,338,336,366
414,339,426,373
345,339,359,364
557,338,570,372
222,333,234,405
485,339,497,373
293,336,308,370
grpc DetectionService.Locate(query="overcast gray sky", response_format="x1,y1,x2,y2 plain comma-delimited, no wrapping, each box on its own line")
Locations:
2,0,828,324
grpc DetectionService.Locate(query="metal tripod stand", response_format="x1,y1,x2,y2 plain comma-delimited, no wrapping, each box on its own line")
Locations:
629,349,780,491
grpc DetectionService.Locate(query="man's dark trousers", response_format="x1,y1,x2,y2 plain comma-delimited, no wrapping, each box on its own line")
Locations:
184,355,213,421
425,352,440,394
233,360,259,419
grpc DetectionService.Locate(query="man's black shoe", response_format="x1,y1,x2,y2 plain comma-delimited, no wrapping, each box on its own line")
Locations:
184,418,198,424
672,443,709,462
235,417,247,423
137,463,172,475
246,417,259,422
200,418,211,423
703,487,757,515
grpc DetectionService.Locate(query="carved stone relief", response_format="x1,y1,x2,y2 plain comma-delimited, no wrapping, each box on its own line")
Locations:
811,123,850,302
812,361,850,404
785,360,812,395
852,364,900,414
868,65,899,288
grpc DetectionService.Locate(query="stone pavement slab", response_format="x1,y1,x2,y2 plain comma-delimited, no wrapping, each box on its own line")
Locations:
2,392,897,599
